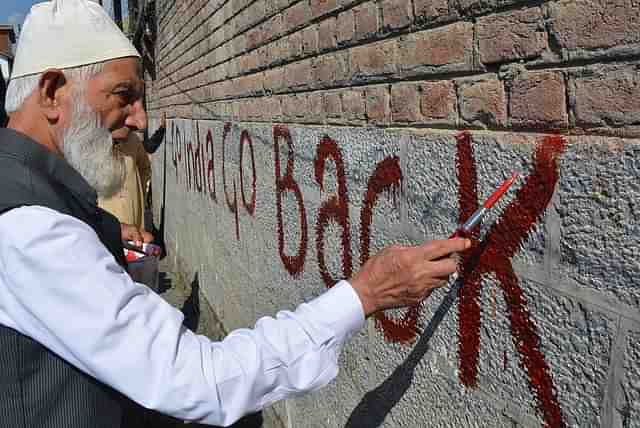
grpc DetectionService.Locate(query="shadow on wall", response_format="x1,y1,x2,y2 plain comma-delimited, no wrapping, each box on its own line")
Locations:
147,123,170,259
181,273,200,333
343,251,482,428
150,274,264,428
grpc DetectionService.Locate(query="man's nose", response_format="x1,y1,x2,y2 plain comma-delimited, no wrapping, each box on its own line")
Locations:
126,100,148,131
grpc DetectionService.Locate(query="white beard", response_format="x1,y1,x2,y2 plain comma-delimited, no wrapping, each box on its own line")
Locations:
61,93,126,199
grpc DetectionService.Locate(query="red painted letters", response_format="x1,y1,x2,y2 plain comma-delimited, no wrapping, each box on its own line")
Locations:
456,132,566,428
314,136,352,288
273,125,308,277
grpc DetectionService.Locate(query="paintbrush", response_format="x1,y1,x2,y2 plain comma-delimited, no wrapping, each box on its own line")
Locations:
450,171,520,239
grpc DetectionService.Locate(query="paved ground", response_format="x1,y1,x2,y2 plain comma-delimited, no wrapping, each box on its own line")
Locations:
142,265,265,428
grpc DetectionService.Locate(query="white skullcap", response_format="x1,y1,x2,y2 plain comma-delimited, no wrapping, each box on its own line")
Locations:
11,0,140,79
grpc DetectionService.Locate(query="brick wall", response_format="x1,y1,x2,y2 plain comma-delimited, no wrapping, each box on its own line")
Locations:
148,1,640,427
148,0,640,136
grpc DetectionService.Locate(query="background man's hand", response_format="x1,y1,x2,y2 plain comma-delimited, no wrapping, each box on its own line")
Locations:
121,223,154,248
349,239,471,317
160,111,167,129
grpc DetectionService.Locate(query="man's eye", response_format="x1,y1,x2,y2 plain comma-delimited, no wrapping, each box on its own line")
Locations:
115,91,132,103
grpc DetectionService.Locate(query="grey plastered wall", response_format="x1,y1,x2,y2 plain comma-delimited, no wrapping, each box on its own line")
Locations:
149,118,640,428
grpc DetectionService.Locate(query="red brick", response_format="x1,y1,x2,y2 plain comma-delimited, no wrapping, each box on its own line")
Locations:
458,78,506,127
573,67,640,127
337,10,356,45
264,68,285,92
391,83,421,122
398,22,473,71
262,14,284,43
288,31,304,58
342,90,366,120
270,96,284,119
273,38,288,63
302,25,319,54
282,95,303,119
287,60,313,88
233,34,247,56
256,46,271,68
310,0,340,18
381,0,413,30
323,92,343,118
548,0,640,51
307,92,326,121
314,55,340,84
477,8,547,65
365,86,391,123
313,53,350,84
350,40,397,77
510,72,568,128
413,0,450,23
420,81,458,124
239,52,259,73
285,1,311,31
354,3,379,40
319,17,338,51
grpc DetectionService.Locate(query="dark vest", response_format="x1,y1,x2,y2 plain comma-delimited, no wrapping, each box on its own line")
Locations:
0,128,141,427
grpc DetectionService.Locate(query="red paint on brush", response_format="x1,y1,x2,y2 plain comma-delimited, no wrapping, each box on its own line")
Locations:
456,133,566,428
360,156,419,344
315,136,352,288
239,130,257,215
484,172,520,209
273,125,308,277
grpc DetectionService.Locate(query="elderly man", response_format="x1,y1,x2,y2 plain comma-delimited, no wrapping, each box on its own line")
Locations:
0,1,469,427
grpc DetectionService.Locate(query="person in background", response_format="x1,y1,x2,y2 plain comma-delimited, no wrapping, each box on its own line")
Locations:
0,1,470,427
98,128,151,234
100,112,165,242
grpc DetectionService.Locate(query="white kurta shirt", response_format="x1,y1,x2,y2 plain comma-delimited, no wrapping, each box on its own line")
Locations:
0,205,365,426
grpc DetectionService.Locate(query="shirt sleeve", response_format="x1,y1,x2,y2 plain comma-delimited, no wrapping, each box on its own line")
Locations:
0,206,365,426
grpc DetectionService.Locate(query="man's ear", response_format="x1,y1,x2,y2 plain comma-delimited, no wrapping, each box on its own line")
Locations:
37,69,67,121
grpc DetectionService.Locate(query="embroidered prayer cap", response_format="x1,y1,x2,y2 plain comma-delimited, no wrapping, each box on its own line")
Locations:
11,0,140,79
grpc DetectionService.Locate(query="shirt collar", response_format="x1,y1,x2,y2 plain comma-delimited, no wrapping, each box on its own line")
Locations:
0,128,99,211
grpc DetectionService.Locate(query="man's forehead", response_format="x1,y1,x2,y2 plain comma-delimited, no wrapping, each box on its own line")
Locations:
99,57,143,85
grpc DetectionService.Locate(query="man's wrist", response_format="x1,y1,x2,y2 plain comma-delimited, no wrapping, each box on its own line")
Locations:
348,276,376,318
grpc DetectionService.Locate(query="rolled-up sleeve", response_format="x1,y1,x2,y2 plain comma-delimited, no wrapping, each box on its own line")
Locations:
0,206,365,426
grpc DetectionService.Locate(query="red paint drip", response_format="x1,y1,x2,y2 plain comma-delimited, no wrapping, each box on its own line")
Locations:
273,125,308,277
360,156,418,344
314,136,352,288
456,133,566,428
239,130,257,215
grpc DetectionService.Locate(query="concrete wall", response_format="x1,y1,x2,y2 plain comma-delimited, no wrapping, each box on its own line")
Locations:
147,1,640,427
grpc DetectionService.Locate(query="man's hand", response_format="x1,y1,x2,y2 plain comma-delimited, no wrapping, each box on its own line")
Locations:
349,238,471,317
120,223,154,248
160,112,167,129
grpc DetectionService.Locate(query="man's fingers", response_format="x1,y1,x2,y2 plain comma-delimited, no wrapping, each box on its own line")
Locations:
424,257,459,279
420,238,470,261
